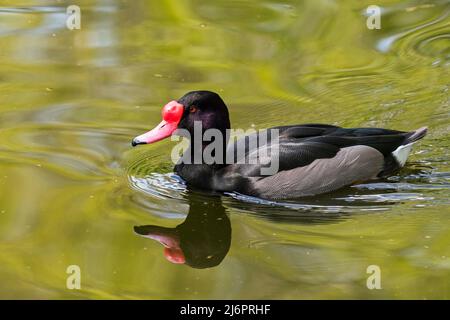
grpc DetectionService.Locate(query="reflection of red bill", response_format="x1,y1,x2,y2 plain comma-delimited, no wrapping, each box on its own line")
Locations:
163,247,185,264
132,101,184,146
134,226,185,264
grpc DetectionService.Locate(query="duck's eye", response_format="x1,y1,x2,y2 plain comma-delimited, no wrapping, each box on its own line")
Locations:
189,106,198,113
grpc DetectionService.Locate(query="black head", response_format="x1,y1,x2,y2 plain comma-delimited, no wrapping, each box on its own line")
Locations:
132,90,230,146
177,91,230,136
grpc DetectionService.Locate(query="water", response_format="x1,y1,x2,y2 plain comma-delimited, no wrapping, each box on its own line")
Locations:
0,0,449,299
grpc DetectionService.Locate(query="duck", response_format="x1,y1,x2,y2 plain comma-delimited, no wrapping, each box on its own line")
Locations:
132,90,427,200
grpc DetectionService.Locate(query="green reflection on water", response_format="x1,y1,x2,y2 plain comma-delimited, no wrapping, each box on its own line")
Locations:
0,0,449,299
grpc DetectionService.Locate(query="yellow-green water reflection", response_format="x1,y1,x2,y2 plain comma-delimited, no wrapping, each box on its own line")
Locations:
0,0,449,299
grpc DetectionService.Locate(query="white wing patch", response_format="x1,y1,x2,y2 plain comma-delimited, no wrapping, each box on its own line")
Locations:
392,142,414,167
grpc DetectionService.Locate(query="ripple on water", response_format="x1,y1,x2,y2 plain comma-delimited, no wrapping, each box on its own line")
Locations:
128,172,186,200
125,153,189,218
375,2,450,64
0,122,134,180
125,161,443,221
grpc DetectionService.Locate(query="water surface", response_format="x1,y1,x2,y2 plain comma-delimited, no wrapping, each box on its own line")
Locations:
0,0,449,299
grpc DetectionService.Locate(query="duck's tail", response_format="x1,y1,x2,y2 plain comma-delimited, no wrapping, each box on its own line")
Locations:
392,126,428,166
405,126,428,144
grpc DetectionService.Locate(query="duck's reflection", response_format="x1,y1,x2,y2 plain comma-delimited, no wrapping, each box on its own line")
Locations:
134,197,231,269
134,184,406,269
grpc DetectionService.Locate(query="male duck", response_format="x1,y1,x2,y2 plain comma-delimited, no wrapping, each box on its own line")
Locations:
132,91,427,200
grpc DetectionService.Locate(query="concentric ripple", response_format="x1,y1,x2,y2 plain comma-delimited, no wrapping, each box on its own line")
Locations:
375,2,450,63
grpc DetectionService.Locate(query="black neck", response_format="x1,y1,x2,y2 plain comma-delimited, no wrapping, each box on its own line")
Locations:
184,129,228,167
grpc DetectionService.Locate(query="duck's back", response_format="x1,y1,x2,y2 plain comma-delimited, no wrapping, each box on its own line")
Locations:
211,124,427,199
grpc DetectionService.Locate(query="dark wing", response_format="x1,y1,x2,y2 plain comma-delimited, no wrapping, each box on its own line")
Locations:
274,124,341,139
225,124,341,166
229,141,341,178
227,124,410,157
304,134,408,156
224,124,408,177
278,125,411,156
216,124,414,198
